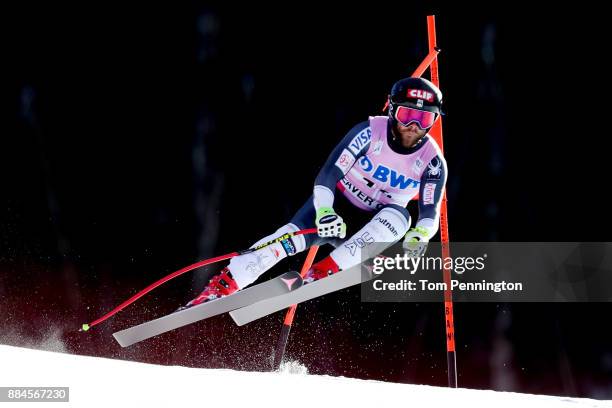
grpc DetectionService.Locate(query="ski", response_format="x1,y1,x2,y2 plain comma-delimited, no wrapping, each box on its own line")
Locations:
229,263,375,326
113,271,303,347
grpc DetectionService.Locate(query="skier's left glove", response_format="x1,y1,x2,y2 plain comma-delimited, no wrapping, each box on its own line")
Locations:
315,207,347,239
402,226,430,258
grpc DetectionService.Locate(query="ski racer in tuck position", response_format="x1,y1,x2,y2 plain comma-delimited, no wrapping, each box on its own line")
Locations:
179,77,448,310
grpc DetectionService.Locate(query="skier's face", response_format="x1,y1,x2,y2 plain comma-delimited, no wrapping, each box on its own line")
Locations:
393,122,427,148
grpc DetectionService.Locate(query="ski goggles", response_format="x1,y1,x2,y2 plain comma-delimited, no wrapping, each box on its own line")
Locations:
394,105,437,129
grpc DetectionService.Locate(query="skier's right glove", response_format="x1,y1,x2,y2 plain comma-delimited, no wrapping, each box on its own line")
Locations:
315,207,347,239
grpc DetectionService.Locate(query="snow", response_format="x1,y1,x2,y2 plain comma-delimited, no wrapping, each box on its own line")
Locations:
0,344,609,408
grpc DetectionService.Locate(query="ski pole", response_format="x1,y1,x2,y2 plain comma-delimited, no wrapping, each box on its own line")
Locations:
427,14,458,388
273,245,319,369
81,228,318,332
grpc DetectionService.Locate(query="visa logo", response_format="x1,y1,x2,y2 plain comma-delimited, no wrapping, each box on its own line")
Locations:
348,128,372,155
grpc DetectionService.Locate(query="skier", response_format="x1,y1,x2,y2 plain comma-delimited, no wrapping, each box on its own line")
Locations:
179,77,448,310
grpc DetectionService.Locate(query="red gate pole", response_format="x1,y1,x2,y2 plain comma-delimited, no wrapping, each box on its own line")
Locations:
273,245,319,369
427,14,458,388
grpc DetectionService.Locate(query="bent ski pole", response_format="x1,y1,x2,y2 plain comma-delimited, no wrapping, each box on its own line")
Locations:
82,228,317,331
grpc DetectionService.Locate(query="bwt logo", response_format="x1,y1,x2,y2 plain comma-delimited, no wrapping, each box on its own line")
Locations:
358,156,419,189
406,89,434,102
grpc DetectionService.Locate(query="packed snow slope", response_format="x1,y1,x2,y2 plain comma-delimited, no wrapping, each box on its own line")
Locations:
0,344,609,407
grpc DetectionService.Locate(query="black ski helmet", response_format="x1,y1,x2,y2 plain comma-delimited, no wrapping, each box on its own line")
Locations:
388,77,443,128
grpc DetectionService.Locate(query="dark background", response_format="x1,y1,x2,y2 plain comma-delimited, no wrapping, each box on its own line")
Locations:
2,2,611,399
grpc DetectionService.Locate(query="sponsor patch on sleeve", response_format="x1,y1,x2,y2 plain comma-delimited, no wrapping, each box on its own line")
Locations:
348,128,372,156
422,182,436,205
426,157,443,180
335,149,356,174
